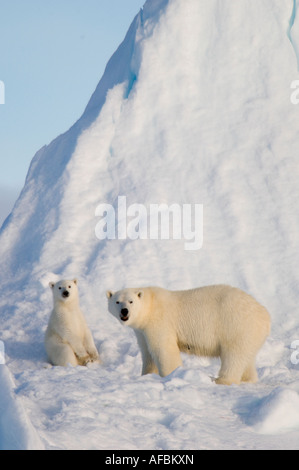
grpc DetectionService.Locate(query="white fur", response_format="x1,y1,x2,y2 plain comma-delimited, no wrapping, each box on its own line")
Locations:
107,285,271,385
45,279,99,367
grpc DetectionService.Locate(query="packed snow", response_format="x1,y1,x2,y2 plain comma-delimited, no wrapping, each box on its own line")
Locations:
0,0,299,450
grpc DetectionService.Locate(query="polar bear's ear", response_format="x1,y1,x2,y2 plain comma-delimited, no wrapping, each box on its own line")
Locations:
137,291,143,298
106,291,113,299
49,282,55,289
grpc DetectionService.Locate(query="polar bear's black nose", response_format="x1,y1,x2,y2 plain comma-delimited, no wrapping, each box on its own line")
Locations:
62,290,70,298
121,308,129,316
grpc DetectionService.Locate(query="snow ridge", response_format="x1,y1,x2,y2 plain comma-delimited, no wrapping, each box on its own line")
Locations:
287,0,299,69
0,366,44,450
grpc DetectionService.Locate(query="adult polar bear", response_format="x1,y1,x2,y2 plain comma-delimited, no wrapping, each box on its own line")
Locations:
45,279,99,367
107,285,271,385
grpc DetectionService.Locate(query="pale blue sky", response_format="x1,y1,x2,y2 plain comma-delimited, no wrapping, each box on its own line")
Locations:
0,0,144,224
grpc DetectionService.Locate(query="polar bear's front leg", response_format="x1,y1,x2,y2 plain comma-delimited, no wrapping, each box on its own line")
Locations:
83,328,100,362
64,333,89,364
147,334,183,377
134,330,159,375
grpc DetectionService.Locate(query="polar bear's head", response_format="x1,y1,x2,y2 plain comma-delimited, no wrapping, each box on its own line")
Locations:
106,288,145,328
49,279,79,304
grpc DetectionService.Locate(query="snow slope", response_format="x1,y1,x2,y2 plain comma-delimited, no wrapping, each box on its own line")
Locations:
0,365,44,450
1,0,299,450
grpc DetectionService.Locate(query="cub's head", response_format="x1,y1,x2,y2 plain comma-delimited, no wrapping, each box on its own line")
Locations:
49,279,79,303
106,288,145,328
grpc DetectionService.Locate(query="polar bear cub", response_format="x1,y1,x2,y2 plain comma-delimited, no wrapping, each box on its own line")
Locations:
45,279,99,367
107,285,271,385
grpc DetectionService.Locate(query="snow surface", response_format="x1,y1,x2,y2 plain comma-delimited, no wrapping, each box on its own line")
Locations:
1,0,299,450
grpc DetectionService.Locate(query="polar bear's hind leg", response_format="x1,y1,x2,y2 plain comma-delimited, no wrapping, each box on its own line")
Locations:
46,336,78,367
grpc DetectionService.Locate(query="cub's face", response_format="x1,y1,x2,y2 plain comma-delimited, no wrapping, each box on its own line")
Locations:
106,289,144,328
50,279,78,303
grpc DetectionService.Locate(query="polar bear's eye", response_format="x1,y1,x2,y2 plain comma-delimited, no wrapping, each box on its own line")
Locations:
129,301,133,304
116,301,120,304
68,286,71,289
59,287,62,290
